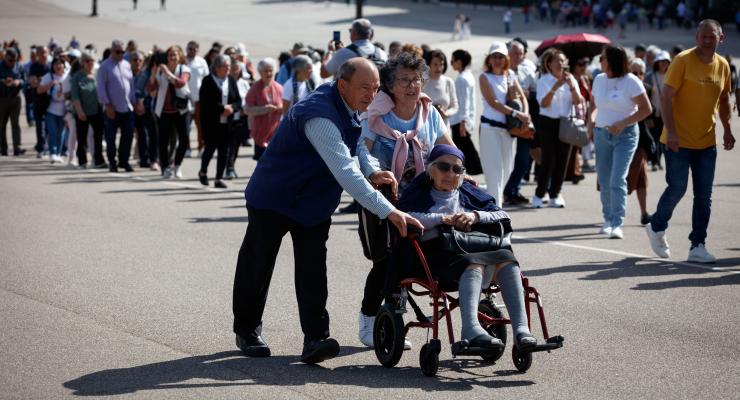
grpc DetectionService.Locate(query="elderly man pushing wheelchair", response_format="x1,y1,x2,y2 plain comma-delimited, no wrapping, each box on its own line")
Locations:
232,58,422,364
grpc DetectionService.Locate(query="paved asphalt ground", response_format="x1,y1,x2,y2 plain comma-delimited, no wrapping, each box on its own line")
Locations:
1,0,740,398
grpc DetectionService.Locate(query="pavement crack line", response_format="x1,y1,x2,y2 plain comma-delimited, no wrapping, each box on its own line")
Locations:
0,286,321,399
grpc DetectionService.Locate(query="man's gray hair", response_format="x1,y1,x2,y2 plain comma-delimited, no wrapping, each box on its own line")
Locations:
257,57,278,72
292,55,313,73
111,40,124,50
351,18,373,40
697,19,722,33
80,50,95,63
212,54,231,69
336,59,375,82
508,40,525,52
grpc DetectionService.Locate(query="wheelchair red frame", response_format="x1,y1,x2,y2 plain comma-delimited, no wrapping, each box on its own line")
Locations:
373,232,564,377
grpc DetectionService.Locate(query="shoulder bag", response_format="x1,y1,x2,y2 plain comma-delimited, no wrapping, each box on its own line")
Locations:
558,102,589,147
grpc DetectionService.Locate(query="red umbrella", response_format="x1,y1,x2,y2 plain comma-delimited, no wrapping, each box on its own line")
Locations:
534,33,611,61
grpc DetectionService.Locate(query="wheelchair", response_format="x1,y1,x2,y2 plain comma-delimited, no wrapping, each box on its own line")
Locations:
372,227,564,377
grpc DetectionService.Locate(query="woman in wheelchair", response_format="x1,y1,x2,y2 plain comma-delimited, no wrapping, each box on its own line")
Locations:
397,144,538,351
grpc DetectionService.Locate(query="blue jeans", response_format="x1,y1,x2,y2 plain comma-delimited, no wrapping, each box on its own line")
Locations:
594,125,639,228
45,112,65,156
504,137,531,198
104,111,134,167
650,145,716,246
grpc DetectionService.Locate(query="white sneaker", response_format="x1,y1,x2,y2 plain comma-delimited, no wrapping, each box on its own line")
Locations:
531,195,544,208
542,193,550,203
549,196,566,208
645,223,670,258
599,223,612,235
609,226,624,239
687,244,716,263
358,312,374,347
175,166,183,179
403,337,412,350
162,167,173,179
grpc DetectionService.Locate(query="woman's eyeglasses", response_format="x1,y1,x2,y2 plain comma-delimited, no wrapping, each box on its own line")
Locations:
395,76,423,88
433,161,466,175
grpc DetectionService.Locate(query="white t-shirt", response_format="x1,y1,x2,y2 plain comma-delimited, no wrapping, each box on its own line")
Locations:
187,56,210,102
481,70,516,123
41,72,69,117
282,78,309,104
592,73,645,127
537,73,580,118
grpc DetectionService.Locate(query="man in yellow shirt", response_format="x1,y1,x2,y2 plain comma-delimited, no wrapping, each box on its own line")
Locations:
646,19,735,263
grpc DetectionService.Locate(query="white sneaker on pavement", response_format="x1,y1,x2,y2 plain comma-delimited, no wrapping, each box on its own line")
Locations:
645,223,670,258
599,223,612,235
549,196,566,208
358,311,412,350
531,195,544,209
358,312,374,347
175,166,183,179
687,244,716,263
609,226,624,239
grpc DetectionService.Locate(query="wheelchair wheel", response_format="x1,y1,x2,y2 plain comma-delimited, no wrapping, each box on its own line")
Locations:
512,345,533,372
419,339,441,377
374,304,405,368
478,300,507,362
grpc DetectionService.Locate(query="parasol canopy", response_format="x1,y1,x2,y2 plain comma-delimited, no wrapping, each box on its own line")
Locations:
534,33,611,61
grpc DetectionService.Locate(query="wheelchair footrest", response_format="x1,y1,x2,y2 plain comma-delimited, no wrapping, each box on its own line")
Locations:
451,340,504,357
521,335,564,354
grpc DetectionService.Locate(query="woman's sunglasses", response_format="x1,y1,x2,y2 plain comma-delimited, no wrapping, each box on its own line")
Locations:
434,161,466,175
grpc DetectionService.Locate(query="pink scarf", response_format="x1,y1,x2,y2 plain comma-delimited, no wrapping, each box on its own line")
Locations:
361,91,432,181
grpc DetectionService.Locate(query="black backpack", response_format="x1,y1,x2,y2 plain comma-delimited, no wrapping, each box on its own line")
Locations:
346,43,385,69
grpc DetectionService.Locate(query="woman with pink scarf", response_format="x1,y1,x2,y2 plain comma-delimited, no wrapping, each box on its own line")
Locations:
355,52,455,350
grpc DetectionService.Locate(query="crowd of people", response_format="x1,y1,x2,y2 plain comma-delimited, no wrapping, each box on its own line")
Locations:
0,16,736,364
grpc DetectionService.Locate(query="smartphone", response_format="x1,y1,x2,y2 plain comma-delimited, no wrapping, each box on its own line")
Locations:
332,31,341,45
155,51,168,65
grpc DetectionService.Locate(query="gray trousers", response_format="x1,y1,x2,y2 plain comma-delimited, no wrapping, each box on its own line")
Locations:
0,96,22,153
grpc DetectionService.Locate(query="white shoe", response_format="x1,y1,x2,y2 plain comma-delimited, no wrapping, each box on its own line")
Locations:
175,166,183,179
358,312,374,347
687,244,716,263
549,195,566,208
531,195,544,208
403,337,412,350
599,223,612,235
162,167,173,179
609,226,624,239
646,223,670,258
542,193,550,203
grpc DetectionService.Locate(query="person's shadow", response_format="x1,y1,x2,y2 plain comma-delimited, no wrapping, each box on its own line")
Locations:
63,348,534,396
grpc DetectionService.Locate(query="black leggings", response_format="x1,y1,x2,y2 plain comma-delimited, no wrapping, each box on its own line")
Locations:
535,115,572,198
158,112,188,170
200,123,230,180
74,113,105,166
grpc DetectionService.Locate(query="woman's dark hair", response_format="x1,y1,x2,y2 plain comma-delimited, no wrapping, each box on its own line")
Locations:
379,52,429,97
423,49,448,74
69,58,82,75
50,56,65,70
451,49,471,70
102,48,111,61
604,44,628,78
277,51,291,67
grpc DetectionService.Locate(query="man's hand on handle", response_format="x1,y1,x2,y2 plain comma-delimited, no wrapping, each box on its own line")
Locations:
387,209,423,238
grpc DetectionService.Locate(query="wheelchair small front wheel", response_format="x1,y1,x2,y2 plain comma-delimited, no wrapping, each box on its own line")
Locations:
512,345,533,372
478,300,507,362
419,340,441,377
374,304,405,368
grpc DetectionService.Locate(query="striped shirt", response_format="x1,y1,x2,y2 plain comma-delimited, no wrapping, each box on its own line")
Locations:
305,117,395,219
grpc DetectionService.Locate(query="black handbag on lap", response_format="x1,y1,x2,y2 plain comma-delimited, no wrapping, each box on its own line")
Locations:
430,221,510,254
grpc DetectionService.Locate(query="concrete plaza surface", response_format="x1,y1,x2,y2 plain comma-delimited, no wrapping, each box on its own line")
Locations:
1,0,740,398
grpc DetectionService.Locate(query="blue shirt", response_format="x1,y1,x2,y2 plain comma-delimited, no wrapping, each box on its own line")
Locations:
357,105,446,183
96,57,136,113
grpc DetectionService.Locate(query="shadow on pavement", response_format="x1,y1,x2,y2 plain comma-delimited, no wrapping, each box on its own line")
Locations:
63,350,534,396
525,256,740,289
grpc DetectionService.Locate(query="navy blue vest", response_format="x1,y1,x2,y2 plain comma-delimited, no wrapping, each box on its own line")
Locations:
244,82,361,226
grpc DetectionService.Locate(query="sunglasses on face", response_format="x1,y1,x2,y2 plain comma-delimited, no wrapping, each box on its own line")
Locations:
434,161,465,175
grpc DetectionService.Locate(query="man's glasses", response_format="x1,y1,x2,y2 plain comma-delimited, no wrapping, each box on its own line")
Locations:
433,161,465,175
395,76,423,88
